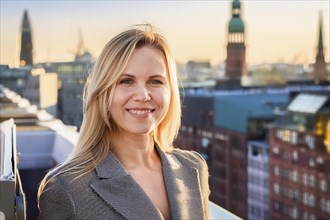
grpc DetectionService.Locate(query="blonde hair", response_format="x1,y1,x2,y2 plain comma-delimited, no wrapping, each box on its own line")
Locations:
38,24,181,195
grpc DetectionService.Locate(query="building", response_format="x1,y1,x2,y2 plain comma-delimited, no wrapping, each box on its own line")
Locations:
247,141,269,220
269,91,330,220
175,87,292,219
225,0,247,85
19,10,33,66
0,66,58,116
176,85,330,219
40,58,94,129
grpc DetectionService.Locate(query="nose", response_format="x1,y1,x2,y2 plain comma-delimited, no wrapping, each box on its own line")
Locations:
133,85,151,102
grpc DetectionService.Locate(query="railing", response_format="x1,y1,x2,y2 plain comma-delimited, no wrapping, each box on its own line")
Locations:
0,119,26,220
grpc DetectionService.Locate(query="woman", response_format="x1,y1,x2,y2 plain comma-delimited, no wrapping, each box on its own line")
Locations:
38,24,210,220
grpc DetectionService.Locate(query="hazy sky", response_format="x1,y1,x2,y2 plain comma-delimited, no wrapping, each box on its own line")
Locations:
1,0,329,67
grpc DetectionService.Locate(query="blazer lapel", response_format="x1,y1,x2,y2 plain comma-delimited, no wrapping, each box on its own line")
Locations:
90,153,163,220
157,147,204,219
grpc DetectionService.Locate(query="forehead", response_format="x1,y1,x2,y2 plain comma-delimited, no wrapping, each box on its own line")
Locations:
122,46,168,76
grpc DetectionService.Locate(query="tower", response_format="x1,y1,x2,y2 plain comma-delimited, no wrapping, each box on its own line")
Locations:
313,12,329,81
225,0,247,82
19,10,33,66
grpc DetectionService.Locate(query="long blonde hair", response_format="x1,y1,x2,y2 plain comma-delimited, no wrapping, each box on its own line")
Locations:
38,25,181,195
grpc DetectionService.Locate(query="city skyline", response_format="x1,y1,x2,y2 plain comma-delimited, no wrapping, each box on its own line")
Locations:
1,0,329,67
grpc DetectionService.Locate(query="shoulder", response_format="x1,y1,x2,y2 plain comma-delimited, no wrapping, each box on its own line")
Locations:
40,163,95,195
169,148,207,170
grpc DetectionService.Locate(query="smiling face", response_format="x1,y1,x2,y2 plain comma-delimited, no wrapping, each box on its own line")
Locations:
110,46,170,137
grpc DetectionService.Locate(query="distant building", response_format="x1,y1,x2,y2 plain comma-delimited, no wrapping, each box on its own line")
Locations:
0,66,58,116
40,58,94,129
185,60,212,82
225,0,247,84
19,10,33,66
175,88,289,219
269,91,330,220
247,141,269,220
313,12,329,81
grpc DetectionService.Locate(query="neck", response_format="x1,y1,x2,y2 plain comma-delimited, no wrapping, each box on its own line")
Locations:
112,133,159,170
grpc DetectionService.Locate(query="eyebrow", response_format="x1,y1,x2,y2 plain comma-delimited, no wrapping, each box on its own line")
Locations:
120,73,167,79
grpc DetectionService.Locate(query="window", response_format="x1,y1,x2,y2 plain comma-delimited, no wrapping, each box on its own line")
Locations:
303,192,315,207
290,207,298,219
272,146,280,155
303,212,315,220
290,170,299,182
309,158,315,167
274,183,279,194
291,189,300,201
291,131,297,145
320,198,330,213
274,166,279,176
181,125,186,132
303,174,308,186
292,151,299,162
201,137,209,148
308,175,315,188
305,135,315,149
320,179,328,192
273,201,280,211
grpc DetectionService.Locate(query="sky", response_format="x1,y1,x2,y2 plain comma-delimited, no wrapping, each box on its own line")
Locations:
1,0,329,67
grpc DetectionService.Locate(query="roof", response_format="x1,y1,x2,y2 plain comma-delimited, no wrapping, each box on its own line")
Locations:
287,93,328,114
214,93,288,133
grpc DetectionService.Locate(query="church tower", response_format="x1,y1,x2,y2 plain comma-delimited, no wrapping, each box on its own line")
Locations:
19,10,33,66
225,0,247,82
313,12,329,81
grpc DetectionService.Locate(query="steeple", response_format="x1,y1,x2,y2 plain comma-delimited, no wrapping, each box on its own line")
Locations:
317,12,324,52
313,11,328,81
225,0,247,83
19,10,33,66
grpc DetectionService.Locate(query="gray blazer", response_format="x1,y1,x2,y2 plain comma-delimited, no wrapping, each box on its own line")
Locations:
38,147,210,220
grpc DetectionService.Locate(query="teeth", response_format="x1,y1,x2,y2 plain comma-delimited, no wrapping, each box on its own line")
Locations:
129,109,152,114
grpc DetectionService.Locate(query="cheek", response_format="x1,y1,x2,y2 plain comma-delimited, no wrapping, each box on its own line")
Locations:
161,89,171,111
109,89,124,114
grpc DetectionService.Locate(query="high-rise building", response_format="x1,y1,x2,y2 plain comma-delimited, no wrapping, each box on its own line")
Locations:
313,12,329,81
247,141,269,220
225,0,247,83
19,10,33,66
269,91,330,220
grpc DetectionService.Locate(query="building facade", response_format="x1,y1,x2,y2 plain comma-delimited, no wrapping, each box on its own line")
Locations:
269,91,330,220
247,141,269,220
41,58,94,129
175,89,289,219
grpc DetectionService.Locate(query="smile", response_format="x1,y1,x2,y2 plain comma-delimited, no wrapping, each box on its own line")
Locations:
126,108,155,117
